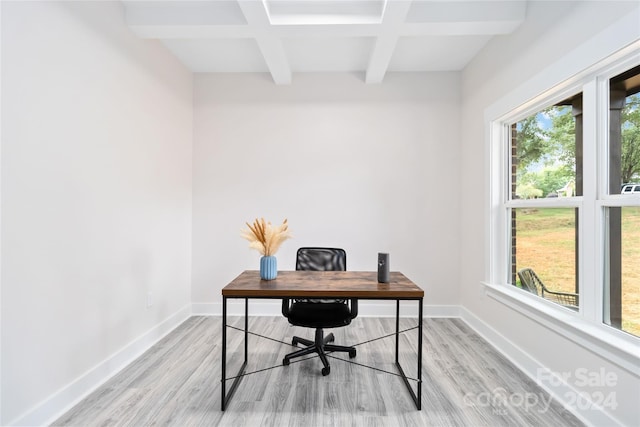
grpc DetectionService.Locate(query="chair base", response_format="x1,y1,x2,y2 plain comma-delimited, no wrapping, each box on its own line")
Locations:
282,328,356,376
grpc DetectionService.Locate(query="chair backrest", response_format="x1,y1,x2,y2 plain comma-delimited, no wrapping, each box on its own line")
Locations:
295,248,346,304
517,268,541,296
296,247,346,272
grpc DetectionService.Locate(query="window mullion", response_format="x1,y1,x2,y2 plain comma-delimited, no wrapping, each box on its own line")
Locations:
580,79,599,322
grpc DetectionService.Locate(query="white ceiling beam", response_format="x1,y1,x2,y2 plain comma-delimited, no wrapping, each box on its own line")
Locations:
365,1,413,84
128,19,521,41
124,0,525,38
237,0,292,85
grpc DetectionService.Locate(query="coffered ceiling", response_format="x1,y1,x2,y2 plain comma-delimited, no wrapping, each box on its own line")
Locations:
123,0,527,84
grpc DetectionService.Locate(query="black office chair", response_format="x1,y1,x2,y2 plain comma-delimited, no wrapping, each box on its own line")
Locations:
281,247,358,376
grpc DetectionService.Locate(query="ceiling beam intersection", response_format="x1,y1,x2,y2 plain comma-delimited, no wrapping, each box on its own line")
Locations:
237,0,292,85
365,0,413,84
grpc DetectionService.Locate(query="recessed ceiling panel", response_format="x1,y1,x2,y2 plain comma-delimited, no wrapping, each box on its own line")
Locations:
265,0,385,25
124,1,247,26
406,1,526,24
161,39,268,73
388,35,493,71
283,37,375,72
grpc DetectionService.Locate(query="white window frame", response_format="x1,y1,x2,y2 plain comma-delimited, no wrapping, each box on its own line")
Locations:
483,41,640,373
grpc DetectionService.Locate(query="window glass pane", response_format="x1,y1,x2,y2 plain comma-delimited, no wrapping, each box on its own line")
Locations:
510,208,579,310
604,207,640,337
609,65,640,194
510,95,583,200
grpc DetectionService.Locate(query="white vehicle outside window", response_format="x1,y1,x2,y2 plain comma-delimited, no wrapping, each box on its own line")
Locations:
621,184,640,194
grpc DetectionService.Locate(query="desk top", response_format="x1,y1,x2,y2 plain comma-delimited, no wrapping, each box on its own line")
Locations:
222,270,424,299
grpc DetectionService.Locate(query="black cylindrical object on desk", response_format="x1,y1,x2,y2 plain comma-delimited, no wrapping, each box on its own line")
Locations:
378,252,389,283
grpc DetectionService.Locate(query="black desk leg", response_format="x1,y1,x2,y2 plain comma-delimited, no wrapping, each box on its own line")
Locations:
395,300,400,364
395,298,423,410
417,298,423,408
221,297,248,411
221,296,227,411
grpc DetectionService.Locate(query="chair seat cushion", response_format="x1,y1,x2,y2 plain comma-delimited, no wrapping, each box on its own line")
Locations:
287,301,352,328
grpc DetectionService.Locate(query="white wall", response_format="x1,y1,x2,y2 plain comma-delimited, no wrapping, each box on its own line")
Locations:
1,2,193,424
460,1,640,426
192,72,461,314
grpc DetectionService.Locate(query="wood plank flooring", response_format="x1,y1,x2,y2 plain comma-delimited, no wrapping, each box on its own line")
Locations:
53,316,583,427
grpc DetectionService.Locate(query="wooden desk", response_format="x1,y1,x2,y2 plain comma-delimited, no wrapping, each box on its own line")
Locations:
221,270,424,411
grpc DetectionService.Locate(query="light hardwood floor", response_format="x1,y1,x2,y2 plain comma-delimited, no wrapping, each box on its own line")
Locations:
53,316,583,427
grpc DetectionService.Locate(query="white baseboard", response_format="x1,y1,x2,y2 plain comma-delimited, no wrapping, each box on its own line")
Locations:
192,301,461,318
10,304,192,427
458,307,622,427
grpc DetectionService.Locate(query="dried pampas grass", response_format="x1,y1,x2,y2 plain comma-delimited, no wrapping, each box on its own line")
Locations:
241,218,291,256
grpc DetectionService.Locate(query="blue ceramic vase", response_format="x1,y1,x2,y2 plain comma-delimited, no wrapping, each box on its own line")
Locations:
260,255,277,280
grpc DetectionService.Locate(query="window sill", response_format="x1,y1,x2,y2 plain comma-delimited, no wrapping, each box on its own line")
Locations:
481,281,639,376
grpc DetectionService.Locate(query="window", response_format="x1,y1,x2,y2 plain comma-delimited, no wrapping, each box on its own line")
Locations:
491,50,640,339
605,65,640,337
507,94,583,311
511,207,577,306
512,100,582,201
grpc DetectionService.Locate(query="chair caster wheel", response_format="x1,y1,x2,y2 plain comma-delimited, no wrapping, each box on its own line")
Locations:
326,333,335,343
283,358,290,366
349,349,356,358
321,367,330,376
292,338,298,346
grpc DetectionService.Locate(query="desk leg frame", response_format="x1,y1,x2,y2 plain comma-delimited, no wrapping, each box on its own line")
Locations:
221,297,248,411
221,297,423,411
395,298,423,410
